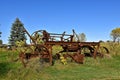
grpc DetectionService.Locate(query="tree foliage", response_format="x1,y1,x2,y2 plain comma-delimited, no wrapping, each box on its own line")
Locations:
0,40,2,44
73,31,86,42
0,32,1,37
0,30,2,44
78,33,86,42
110,27,120,42
9,18,27,46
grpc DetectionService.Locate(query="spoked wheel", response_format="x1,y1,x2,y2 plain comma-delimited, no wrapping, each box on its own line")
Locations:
80,45,95,57
97,46,109,58
35,45,53,66
18,45,37,67
30,30,44,44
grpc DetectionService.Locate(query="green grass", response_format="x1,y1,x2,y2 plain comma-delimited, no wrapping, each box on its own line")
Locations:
1,47,120,80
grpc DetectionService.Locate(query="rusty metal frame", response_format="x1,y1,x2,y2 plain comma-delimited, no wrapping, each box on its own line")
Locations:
21,27,106,66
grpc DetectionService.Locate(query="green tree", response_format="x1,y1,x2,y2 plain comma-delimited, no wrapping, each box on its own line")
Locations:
110,27,120,42
9,18,27,46
78,33,86,42
0,31,2,44
73,31,86,42
0,40,2,44
0,32,1,37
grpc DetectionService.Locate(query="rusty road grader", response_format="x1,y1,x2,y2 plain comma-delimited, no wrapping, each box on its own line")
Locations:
18,27,109,67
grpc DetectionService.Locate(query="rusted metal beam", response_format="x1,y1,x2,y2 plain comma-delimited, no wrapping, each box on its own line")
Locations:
45,41,100,46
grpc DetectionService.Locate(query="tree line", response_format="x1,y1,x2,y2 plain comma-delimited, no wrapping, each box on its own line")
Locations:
0,18,120,45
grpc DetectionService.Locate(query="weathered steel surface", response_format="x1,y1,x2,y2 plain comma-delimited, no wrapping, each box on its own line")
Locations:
20,27,109,66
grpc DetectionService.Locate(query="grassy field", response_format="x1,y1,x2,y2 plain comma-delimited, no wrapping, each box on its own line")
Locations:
0,43,120,80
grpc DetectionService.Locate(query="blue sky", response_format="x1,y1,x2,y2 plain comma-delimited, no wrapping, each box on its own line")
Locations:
0,0,120,44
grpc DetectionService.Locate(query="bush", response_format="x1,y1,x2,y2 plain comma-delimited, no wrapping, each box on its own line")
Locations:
0,40,2,44
101,42,120,56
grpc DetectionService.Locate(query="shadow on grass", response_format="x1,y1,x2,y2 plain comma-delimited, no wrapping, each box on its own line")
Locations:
0,62,11,76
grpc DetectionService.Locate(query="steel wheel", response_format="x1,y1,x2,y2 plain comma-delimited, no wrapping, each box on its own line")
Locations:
97,46,109,58
35,45,53,66
30,30,44,44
